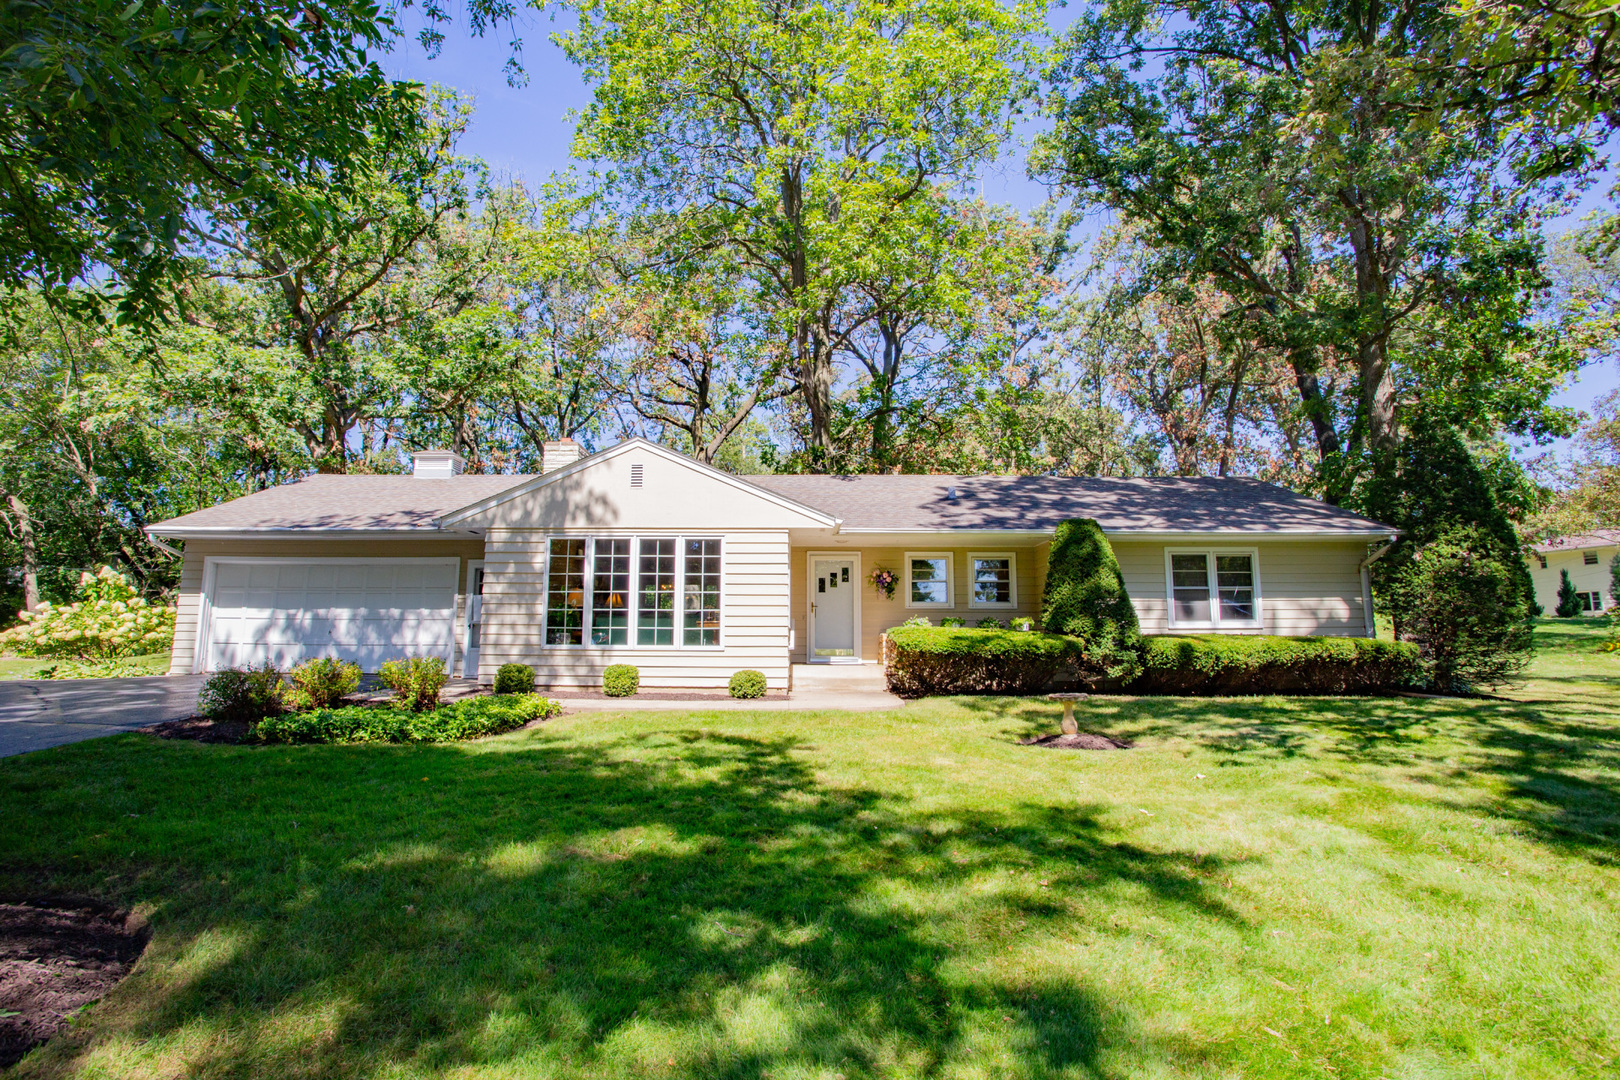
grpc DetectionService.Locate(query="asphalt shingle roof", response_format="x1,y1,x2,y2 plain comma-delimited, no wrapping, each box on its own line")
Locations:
746,474,1393,533
148,466,1392,536
150,474,533,532
1531,529,1620,553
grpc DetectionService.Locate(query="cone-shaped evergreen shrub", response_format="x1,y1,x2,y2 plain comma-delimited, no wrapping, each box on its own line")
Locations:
1556,568,1582,618
1041,518,1141,681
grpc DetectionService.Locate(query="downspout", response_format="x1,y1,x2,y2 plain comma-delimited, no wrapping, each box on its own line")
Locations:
1359,536,1398,638
145,531,183,560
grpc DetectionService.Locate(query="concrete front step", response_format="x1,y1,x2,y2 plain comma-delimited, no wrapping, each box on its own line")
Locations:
791,662,888,692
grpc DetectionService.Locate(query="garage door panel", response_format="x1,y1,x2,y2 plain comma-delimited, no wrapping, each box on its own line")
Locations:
204,560,457,672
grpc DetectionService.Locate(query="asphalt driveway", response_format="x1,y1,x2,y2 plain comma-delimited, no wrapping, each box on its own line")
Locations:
0,676,208,758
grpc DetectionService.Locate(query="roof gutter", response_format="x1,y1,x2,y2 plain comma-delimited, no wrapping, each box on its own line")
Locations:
144,526,484,540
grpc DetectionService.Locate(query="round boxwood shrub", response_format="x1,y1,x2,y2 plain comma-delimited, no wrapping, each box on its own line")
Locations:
1042,518,1142,681
729,670,767,698
602,664,639,697
493,663,536,695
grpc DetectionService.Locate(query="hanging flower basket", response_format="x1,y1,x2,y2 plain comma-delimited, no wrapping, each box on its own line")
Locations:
869,566,898,600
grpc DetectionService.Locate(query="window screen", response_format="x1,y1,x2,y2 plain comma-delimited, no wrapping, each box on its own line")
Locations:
637,538,676,645
910,556,949,604
971,556,1012,605
591,539,630,646
1170,553,1211,623
683,539,722,645
545,538,586,645
1585,551,1599,565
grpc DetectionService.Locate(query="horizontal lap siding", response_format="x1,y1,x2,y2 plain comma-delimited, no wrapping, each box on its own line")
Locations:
1111,539,1370,637
169,552,207,675
788,545,1046,664
480,529,791,688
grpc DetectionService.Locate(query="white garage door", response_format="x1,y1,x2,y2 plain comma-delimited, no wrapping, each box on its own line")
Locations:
203,559,458,672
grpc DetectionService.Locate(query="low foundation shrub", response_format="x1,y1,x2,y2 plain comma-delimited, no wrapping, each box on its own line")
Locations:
729,670,767,698
493,663,535,695
1130,635,1421,695
254,694,562,744
285,657,361,709
603,664,639,697
884,627,1080,697
197,664,285,722
379,656,447,711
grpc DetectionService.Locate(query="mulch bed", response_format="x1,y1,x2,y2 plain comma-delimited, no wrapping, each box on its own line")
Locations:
142,715,251,743
0,899,149,1068
1020,732,1132,751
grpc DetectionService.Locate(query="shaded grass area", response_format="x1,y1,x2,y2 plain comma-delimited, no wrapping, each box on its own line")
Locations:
0,653,169,680
0,625,1616,1077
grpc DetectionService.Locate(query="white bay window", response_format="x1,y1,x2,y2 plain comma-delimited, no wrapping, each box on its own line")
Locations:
544,536,723,647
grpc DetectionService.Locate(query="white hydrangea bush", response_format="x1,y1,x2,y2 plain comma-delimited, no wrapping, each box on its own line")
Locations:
0,566,176,659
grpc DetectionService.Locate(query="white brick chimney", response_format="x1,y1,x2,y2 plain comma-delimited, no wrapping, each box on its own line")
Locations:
541,438,585,473
411,449,465,478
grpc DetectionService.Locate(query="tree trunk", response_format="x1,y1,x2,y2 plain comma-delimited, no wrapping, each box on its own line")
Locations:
6,492,40,611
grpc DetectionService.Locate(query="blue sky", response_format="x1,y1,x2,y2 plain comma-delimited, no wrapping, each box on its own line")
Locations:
382,10,1617,461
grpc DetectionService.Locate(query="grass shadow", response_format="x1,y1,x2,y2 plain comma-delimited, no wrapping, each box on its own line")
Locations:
1,726,1235,1078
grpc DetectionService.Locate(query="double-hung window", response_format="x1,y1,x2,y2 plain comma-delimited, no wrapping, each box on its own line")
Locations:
968,552,1016,608
906,553,953,608
544,536,722,647
1166,550,1260,629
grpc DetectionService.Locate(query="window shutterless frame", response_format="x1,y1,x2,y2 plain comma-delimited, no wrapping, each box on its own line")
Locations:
904,552,954,609
1163,548,1263,630
966,551,1017,609
541,534,724,649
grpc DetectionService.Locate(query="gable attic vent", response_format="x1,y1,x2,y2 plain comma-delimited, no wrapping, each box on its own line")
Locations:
412,449,465,478
541,438,585,473
630,463,644,488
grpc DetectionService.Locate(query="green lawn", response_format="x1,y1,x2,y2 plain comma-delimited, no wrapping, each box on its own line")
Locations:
1,625,1618,1078
0,652,170,680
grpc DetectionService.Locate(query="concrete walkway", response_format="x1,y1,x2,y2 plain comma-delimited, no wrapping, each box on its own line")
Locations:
0,675,209,758
554,690,905,713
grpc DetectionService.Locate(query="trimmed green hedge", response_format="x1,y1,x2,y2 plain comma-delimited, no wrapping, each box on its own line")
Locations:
885,627,1080,697
253,694,561,745
1130,635,1421,695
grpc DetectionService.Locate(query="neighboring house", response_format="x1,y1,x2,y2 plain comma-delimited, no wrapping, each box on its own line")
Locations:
1529,531,1620,616
145,438,1399,689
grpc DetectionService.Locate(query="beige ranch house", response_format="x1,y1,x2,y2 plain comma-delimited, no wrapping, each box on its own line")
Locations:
1529,531,1620,616
146,438,1399,689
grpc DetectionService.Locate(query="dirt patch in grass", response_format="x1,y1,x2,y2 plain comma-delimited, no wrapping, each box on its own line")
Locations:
0,899,149,1068
1020,732,1132,750
141,715,251,743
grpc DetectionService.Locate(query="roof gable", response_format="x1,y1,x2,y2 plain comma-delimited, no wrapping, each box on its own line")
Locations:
439,439,839,531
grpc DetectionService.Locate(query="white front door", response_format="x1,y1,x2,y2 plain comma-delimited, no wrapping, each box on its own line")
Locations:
810,557,856,661
463,562,485,678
